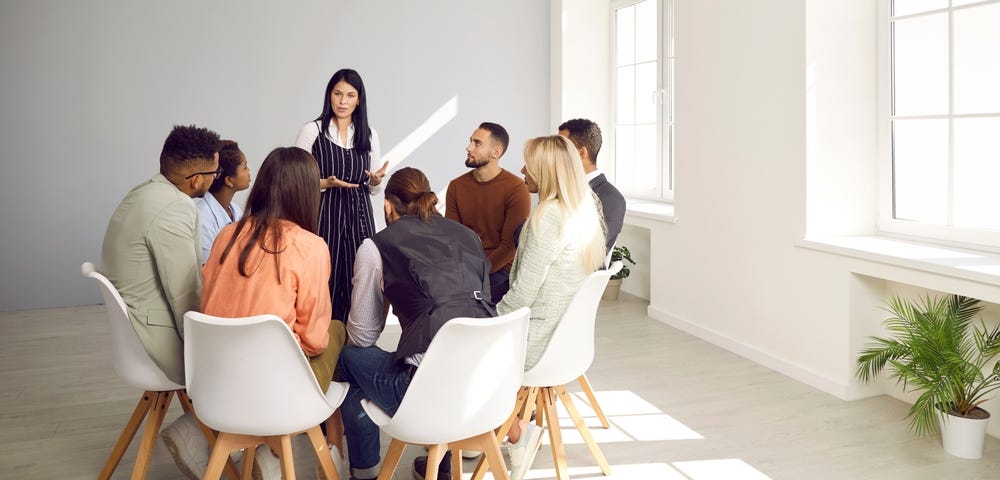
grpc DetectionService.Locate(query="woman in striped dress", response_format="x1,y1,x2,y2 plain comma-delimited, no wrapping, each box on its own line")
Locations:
295,68,388,323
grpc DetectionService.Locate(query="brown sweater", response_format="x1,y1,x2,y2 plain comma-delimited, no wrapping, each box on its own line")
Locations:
445,169,531,273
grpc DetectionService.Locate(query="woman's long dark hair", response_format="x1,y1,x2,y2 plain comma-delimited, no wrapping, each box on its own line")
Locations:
218,147,320,279
314,68,371,153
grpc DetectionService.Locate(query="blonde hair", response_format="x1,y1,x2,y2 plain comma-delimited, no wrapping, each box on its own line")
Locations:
523,135,606,272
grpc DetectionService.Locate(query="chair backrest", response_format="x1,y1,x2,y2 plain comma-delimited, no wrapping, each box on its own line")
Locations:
80,262,182,392
522,261,622,387
379,307,531,445
183,311,348,436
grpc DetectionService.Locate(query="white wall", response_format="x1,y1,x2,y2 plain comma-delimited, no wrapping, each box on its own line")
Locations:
0,0,549,311
558,0,1000,438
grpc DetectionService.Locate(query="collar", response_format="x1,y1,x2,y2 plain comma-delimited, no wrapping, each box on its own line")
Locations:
586,169,604,182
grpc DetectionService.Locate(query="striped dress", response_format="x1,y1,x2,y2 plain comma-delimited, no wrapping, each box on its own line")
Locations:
310,126,376,322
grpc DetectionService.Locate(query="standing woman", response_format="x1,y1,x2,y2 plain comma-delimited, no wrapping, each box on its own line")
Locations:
295,68,388,322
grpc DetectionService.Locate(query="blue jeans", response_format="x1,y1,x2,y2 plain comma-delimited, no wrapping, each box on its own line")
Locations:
339,344,412,471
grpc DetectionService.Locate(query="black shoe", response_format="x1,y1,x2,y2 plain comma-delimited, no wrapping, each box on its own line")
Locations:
412,452,452,480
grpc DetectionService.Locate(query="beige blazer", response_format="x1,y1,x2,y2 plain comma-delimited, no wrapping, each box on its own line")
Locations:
101,174,201,384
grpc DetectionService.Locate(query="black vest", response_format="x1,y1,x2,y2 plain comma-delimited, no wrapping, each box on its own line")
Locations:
372,214,496,363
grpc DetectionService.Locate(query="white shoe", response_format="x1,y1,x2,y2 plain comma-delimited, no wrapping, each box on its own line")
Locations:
507,423,543,480
160,412,209,479
461,449,483,459
252,444,281,480
316,443,350,480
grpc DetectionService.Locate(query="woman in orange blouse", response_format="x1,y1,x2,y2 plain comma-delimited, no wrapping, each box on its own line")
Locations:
201,146,346,392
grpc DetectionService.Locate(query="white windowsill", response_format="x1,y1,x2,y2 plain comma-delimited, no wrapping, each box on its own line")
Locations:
797,235,1000,288
624,198,676,226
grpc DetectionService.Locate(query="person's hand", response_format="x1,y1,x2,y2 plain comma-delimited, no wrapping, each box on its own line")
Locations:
321,175,360,189
365,161,389,187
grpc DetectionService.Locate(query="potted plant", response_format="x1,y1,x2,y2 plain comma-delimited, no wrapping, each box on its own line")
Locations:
602,245,637,301
855,294,1000,459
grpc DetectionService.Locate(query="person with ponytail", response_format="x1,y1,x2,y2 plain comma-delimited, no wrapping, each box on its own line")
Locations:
495,135,608,480
200,147,348,478
295,68,389,325
336,167,494,480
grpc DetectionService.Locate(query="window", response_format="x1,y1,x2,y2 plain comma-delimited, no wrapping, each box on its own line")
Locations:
612,0,674,202
879,0,1000,248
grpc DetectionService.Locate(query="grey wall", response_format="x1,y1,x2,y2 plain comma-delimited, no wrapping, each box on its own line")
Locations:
0,0,549,311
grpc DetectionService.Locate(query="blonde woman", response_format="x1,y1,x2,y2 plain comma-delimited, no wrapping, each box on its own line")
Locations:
496,134,606,480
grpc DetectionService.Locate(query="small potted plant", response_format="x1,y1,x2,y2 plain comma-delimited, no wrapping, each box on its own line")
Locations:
855,294,1000,459
602,245,637,301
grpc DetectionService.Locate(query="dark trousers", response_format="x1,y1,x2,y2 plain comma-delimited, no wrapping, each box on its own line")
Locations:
489,269,510,305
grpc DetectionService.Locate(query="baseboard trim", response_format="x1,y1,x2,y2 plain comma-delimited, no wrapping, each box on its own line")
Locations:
647,304,871,401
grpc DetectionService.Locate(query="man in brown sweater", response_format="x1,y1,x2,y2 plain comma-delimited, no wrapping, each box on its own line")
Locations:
445,122,531,305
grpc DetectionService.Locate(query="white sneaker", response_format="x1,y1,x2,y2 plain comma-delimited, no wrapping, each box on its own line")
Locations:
160,412,209,479
507,423,543,480
316,443,350,480
252,444,281,480
461,449,483,459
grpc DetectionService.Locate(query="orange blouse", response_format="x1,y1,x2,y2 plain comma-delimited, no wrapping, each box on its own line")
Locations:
201,219,332,356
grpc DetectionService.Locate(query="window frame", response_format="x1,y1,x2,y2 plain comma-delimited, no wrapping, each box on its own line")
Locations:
877,0,1000,252
610,0,674,204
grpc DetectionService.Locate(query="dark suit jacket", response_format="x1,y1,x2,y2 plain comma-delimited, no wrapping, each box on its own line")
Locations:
590,173,626,253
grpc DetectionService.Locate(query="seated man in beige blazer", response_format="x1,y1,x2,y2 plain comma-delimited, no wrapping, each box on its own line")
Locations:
101,124,222,479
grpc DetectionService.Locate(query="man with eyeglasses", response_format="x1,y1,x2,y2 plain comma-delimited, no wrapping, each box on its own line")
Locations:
101,124,222,479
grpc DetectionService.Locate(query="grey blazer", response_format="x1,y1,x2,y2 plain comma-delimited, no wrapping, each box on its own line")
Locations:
101,174,202,384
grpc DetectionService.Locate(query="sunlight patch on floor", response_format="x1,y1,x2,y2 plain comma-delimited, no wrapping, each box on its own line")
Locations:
672,458,773,480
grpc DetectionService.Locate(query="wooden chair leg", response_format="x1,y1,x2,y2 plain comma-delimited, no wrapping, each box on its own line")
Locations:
204,432,242,480
424,444,447,480
577,374,610,428
523,387,540,423
541,387,570,480
470,388,529,480
556,385,611,475
477,431,511,480
239,446,255,480
307,425,338,480
276,435,295,480
376,439,406,480
98,390,156,480
130,390,174,480
450,446,463,480
177,389,242,480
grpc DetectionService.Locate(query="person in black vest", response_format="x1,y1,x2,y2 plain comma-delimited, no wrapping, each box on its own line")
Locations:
336,167,495,480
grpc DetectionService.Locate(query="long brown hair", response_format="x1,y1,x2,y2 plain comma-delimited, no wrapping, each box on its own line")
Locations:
384,167,439,222
219,147,320,278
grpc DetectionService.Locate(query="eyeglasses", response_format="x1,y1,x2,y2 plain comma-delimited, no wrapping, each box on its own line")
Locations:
184,169,224,180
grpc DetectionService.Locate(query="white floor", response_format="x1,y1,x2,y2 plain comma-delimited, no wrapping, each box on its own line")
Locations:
1,293,998,479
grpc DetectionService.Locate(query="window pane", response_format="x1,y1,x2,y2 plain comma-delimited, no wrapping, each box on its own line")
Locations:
893,13,948,116
635,124,657,190
616,6,635,67
953,117,1000,230
635,0,657,63
892,0,947,17
893,119,948,224
617,66,635,124
953,3,1000,114
635,61,657,124
616,125,636,190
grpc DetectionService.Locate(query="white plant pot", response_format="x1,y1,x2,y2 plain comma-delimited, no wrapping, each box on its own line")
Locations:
938,408,990,459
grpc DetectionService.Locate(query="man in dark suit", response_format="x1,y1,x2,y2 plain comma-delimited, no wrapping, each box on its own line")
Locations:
558,118,627,252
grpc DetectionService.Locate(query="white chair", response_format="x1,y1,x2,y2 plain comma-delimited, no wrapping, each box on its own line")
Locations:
81,262,237,480
183,311,350,480
471,263,621,480
361,307,531,480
